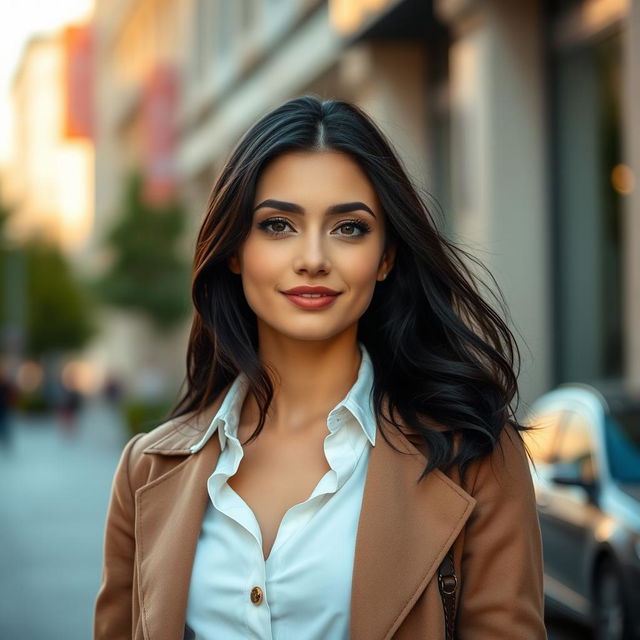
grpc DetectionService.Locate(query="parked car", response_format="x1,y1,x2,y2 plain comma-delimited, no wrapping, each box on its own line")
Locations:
523,382,640,640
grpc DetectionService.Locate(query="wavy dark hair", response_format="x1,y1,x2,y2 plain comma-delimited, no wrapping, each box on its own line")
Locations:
165,95,530,481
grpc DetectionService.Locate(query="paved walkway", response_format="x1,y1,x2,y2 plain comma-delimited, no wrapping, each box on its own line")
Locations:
0,399,587,639
0,400,128,640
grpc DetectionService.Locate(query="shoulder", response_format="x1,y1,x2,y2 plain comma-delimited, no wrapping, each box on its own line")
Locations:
446,423,542,571
464,422,534,498
123,411,196,457
116,399,224,488
448,424,546,636
110,424,177,494
128,412,198,452
130,386,232,455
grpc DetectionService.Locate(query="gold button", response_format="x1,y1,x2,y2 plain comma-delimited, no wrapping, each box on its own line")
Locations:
250,586,263,605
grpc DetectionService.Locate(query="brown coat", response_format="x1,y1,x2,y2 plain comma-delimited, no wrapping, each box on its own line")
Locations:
94,385,547,639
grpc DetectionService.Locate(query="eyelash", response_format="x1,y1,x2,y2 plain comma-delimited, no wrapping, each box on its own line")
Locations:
257,217,372,238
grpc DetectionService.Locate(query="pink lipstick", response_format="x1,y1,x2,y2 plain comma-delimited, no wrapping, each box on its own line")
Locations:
281,285,342,310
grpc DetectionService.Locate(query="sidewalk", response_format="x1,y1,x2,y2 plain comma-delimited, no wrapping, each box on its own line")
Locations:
0,399,128,640
0,399,586,639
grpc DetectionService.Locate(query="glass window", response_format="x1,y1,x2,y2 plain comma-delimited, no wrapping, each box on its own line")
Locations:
548,0,582,16
238,0,256,32
215,0,234,58
553,411,596,484
550,29,624,384
194,0,208,77
525,410,565,464
604,409,640,483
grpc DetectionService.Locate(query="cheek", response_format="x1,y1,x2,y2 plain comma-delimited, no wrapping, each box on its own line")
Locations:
346,267,377,295
239,237,282,286
342,244,383,287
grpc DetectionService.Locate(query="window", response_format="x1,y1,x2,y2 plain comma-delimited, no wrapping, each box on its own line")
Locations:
553,411,596,485
238,0,256,31
604,409,640,483
550,22,624,384
215,0,234,58
194,0,208,77
525,410,565,464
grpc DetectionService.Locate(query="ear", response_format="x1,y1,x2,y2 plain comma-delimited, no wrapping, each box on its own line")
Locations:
227,254,241,275
377,242,397,281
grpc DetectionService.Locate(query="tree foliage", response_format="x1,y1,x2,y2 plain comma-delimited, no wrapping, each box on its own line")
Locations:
1,191,97,358
92,172,191,333
24,237,98,356
0,200,10,330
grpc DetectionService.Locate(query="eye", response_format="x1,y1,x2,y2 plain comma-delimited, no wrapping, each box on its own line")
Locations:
333,219,372,237
257,217,372,238
257,217,294,237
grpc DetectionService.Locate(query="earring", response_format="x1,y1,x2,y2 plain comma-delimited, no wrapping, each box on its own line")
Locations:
381,272,387,281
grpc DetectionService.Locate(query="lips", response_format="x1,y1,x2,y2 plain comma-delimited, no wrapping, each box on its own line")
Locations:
281,288,342,310
281,286,340,296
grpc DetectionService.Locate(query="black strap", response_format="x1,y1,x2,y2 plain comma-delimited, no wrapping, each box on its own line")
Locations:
437,549,458,640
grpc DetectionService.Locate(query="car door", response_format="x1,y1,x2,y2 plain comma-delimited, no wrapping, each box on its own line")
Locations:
541,409,599,607
526,408,570,587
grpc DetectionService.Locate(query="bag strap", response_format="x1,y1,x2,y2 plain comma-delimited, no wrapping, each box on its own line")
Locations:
437,549,458,640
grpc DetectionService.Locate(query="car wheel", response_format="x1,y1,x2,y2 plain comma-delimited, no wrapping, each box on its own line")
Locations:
593,558,630,640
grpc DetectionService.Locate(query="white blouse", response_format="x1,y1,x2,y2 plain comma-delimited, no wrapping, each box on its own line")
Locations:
185,342,377,640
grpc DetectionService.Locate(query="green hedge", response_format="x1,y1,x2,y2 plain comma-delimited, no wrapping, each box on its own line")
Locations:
14,390,49,414
122,398,175,438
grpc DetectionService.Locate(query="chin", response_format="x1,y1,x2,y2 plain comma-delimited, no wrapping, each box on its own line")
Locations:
258,318,355,343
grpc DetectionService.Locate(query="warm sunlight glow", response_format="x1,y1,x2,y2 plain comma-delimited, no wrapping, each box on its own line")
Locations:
56,140,94,249
611,163,635,195
16,360,44,392
2,2,95,251
329,0,398,35
0,0,94,161
62,359,102,393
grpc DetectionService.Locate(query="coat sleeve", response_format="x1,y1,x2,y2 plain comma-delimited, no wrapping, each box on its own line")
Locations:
456,425,547,639
94,433,146,640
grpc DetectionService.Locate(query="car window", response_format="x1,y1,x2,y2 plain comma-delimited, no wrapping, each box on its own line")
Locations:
524,409,565,464
553,411,596,484
605,409,640,483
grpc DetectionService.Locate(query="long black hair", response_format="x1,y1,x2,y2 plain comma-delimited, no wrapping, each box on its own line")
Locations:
166,95,529,481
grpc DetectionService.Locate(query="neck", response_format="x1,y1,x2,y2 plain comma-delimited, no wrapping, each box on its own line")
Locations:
242,328,362,436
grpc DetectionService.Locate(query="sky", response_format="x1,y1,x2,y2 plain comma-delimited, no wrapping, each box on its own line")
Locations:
0,0,94,162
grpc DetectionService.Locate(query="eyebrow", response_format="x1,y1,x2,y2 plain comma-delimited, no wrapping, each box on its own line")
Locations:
253,199,376,219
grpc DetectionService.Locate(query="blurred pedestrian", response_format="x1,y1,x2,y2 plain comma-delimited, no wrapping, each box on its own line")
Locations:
103,373,123,407
0,365,17,449
58,384,82,436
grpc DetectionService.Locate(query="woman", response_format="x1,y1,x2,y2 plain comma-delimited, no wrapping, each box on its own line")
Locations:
94,96,546,639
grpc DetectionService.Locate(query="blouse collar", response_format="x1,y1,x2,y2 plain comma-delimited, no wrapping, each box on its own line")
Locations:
189,341,376,454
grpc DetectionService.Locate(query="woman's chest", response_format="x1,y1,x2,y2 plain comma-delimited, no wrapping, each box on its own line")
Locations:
226,425,331,560
186,429,372,639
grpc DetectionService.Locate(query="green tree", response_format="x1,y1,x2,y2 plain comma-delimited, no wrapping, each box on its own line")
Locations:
23,237,97,357
1,186,97,358
92,172,191,333
0,197,10,331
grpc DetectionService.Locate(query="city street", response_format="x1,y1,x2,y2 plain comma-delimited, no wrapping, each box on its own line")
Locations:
0,400,127,640
1,0,636,638
0,400,588,639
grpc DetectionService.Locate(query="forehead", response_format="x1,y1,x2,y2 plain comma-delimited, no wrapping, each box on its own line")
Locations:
254,151,380,207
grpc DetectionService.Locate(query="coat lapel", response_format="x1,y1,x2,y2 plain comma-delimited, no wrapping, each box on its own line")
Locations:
349,423,476,640
133,394,476,640
135,406,224,640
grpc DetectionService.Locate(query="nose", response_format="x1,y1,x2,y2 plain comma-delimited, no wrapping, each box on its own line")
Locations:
292,229,331,277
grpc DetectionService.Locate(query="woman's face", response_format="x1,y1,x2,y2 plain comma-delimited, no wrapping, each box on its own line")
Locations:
228,150,395,343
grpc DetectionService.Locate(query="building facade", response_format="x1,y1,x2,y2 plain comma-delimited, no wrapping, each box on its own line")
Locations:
91,0,190,399
93,0,640,410
7,31,94,257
